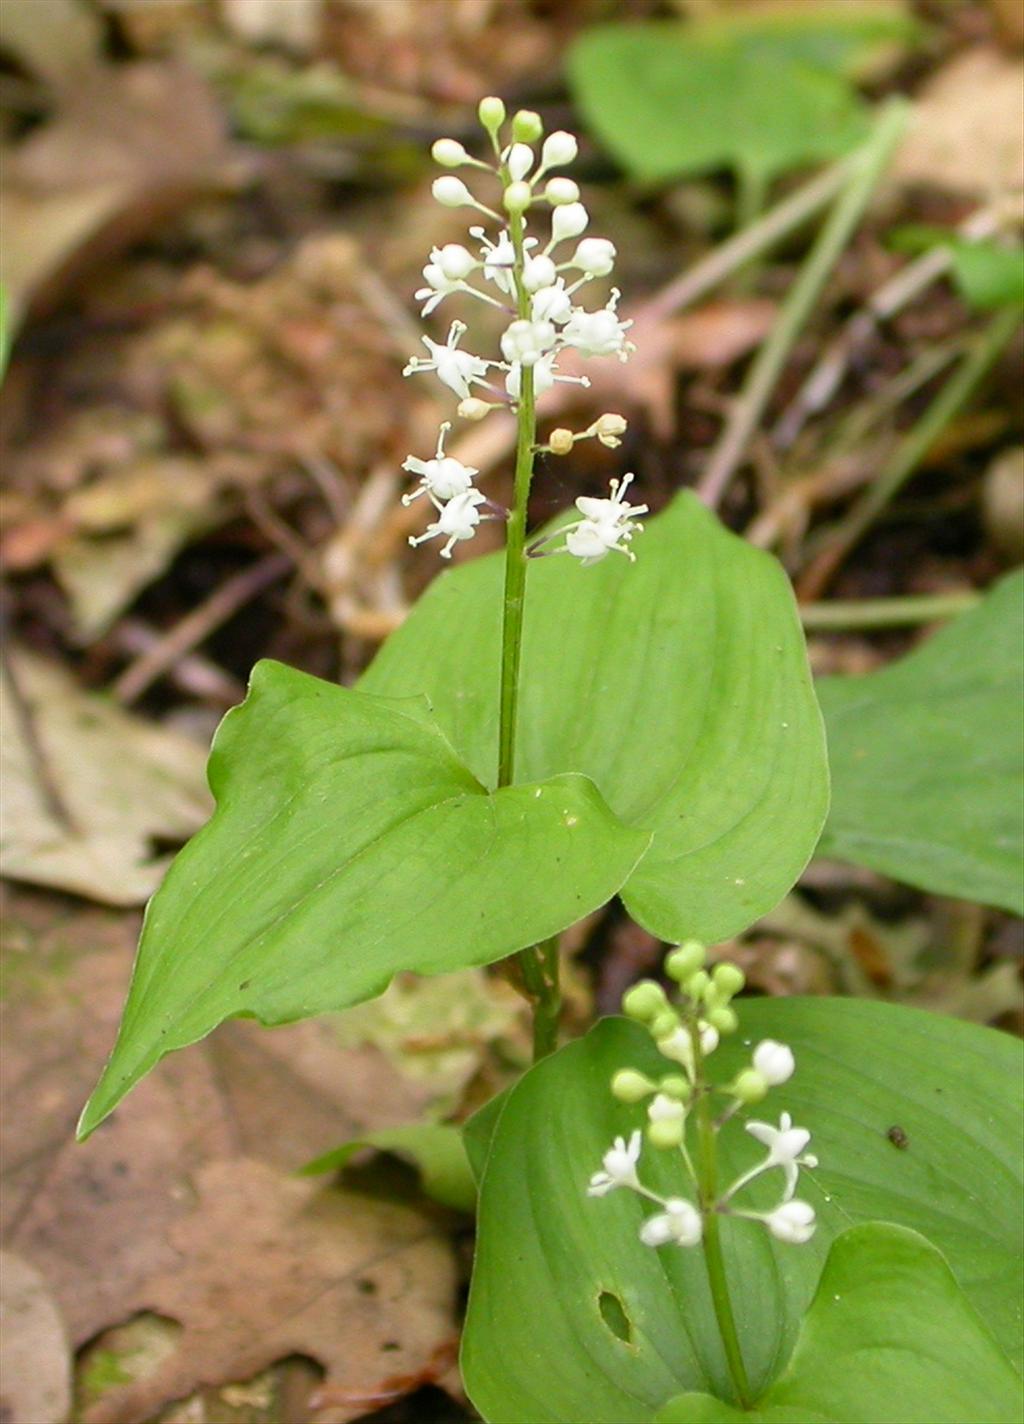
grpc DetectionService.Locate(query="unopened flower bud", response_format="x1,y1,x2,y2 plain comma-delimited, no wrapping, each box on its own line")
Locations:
731,1068,768,1104
457,397,493,421
684,969,710,1002
658,1074,691,1101
648,1092,685,1125
522,254,557,292
432,176,474,208
507,143,534,182
753,1040,795,1086
545,177,580,206
478,96,506,132
541,130,578,169
712,963,746,999
551,201,589,243
622,980,667,1021
549,428,575,455
572,237,617,276
765,1200,816,1245
647,1118,685,1150
503,180,532,213
665,941,706,982
594,412,627,447
707,1005,739,1035
432,138,469,167
649,1011,681,1043
435,243,476,280
512,109,543,143
611,1068,656,1103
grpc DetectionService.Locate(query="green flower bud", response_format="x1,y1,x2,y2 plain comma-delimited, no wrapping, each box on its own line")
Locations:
512,109,543,143
708,1005,739,1035
665,940,706,982
611,1069,656,1103
647,1118,685,1150
649,1009,681,1039
731,1067,768,1104
478,96,506,132
621,980,667,1022
712,962,746,999
658,1074,692,1101
683,969,710,1002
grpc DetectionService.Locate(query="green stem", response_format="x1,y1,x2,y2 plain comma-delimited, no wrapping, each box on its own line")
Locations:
698,99,910,510
691,1021,752,1409
497,201,561,1061
799,589,980,631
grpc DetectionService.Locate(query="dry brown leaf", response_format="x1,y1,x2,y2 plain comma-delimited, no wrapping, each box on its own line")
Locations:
0,1251,72,1424
892,47,1024,195
80,1158,455,1424
1,650,212,904
0,61,229,320
2,887,461,1420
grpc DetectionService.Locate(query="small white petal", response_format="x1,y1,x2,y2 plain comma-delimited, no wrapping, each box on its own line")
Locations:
765,1200,816,1244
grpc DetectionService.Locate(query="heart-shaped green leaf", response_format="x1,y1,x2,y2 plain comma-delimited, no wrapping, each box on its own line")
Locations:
818,570,1024,912
363,492,829,944
565,11,919,186
658,1224,1022,1423
78,661,649,1136
461,999,1022,1422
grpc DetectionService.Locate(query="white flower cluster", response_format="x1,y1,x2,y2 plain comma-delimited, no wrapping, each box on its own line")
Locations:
587,942,819,1250
400,96,643,563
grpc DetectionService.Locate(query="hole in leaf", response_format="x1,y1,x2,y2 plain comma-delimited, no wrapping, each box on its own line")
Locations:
598,1290,632,1343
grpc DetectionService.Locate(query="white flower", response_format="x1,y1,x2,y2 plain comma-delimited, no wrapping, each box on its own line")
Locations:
402,422,478,504
639,1198,703,1248
647,1092,685,1125
403,321,490,400
571,237,617,277
587,1130,642,1196
550,201,589,245
500,318,557,367
504,353,589,401
753,1040,795,1087
475,227,518,295
745,1112,817,1201
764,1200,816,1245
561,478,649,566
531,279,573,325
408,488,488,559
414,245,485,315
562,289,633,360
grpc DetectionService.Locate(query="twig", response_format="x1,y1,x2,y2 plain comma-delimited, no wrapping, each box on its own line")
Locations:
797,306,1021,600
697,100,910,510
112,553,291,704
639,159,852,328
800,589,980,631
773,204,1006,449
113,619,244,705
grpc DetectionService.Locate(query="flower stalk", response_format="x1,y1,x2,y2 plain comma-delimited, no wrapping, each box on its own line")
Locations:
400,98,646,1061
589,944,821,1403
